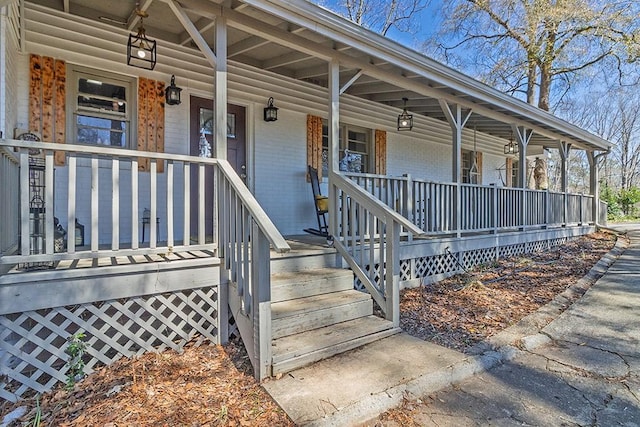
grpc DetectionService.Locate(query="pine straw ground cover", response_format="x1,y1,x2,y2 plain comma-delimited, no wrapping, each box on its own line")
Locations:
1,340,293,426
1,232,616,426
400,231,617,353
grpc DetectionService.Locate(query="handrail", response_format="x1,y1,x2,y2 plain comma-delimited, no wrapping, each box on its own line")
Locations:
0,138,219,165
0,145,19,164
333,173,424,235
217,159,290,253
346,171,600,233
331,172,424,326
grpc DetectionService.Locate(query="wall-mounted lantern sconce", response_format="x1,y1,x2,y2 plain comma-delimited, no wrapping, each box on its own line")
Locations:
165,75,182,105
504,133,519,154
397,97,413,131
263,97,278,122
127,7,157,70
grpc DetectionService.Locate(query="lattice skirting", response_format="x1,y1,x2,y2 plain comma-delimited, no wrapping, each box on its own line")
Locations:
355,236,578,291
1,286,219,403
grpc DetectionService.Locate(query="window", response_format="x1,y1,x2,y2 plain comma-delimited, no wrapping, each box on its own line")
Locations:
321,123,372,175
68,66,136,148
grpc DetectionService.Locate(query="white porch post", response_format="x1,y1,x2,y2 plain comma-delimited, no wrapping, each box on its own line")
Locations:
587,150,607,225
513,125,532,188
439,101,471,237
513,125,532,229
558,141,571,225
0,6,6,138
328,59,340,238
214,17,227,159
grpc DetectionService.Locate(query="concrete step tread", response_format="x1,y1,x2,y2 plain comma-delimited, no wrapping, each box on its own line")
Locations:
271,290,371,319
272,316,396,364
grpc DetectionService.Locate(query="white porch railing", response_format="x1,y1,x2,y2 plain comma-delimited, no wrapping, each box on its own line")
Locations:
216,159,290,380
330,173,424,326
0,139,289,380
346,172,597,235
0,146,19,256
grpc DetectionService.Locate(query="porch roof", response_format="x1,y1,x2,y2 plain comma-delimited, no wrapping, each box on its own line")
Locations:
23,0,612,152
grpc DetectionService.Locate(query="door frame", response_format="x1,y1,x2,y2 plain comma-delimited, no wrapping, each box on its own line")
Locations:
188,94,255,192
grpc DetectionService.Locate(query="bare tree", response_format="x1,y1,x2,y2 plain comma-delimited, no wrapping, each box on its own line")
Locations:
317,0,430,36
434,0,640,111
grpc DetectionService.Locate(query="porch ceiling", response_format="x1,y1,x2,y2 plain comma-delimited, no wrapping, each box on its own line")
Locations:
27,0,612,153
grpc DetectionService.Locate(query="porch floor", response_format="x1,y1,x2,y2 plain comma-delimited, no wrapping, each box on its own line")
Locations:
0,234,334,279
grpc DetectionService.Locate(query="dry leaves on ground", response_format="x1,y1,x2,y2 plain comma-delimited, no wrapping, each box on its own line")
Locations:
1,232,617,426
400,231,617,353
2,339,293,426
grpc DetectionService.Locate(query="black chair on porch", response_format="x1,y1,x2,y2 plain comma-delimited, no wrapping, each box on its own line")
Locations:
303,165,329,238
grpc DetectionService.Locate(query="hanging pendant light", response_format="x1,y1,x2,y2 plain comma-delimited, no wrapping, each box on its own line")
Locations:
504,131,519,155
397,97,413,131
127,4,157,70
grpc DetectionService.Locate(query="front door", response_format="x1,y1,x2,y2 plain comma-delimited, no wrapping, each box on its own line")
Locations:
189,96,247,239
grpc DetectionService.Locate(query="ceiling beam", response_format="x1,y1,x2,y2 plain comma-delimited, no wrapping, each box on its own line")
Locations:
179,17,215,45
229,24,307,58
167,0,217,67
160,0,603,150
262,50,313,70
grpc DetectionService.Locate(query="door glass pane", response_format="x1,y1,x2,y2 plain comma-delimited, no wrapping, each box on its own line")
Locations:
199,108,236,138
200,108,213,135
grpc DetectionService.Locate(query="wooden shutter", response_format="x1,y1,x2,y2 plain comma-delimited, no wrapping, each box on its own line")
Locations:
29,54,66,165
506,157,513,187
137,77,165,172
306,114,323,181
374,129,387,175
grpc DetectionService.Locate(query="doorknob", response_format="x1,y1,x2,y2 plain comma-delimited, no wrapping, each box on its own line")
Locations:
240,165,247,180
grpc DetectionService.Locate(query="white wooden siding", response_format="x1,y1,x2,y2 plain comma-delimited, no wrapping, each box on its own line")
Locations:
1,3,21,137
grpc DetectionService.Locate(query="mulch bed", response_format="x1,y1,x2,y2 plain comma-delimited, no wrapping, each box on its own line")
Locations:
1,339,293,426
1,232,617,426
400,231,617,352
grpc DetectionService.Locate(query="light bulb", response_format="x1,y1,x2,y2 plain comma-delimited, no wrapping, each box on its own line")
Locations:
401,120,408,126
137,49,146,59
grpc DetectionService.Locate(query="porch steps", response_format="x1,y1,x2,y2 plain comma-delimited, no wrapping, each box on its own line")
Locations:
270,267,400,375
271,316,400,375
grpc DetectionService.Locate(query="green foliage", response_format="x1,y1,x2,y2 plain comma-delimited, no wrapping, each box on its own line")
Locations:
64,332,88,391
600,183,640,220
30,394,42,427
618,187,640,216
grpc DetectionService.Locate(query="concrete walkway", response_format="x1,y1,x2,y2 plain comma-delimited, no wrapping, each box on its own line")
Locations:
264,226,637,426
372,225,640,426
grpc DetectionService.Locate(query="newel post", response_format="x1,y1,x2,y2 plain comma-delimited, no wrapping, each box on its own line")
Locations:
251,222,272,381
385,219,401,328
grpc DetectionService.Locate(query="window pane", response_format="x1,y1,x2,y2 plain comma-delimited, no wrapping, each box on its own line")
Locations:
76,115,126,147
78,78,126,114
